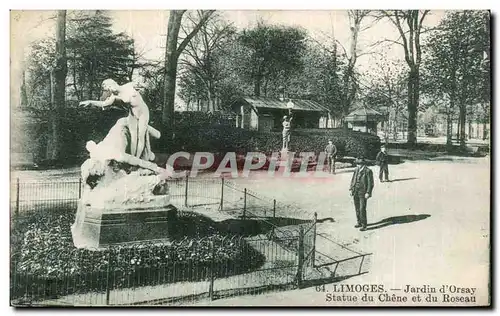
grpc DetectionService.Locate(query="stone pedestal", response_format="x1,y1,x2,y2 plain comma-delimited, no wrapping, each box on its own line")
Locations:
71,168,177,249
71,198,177,248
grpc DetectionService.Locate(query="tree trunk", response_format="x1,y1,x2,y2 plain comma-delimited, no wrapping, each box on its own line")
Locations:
46,10,67,162
393,116,398,141
162,11,185,138
446,111,453,151
468,119,472,140
459,105,466,149
406,69,418,147
20,71,28,106
254,75,262,97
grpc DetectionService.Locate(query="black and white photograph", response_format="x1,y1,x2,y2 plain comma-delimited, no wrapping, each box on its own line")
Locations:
9,9,491,307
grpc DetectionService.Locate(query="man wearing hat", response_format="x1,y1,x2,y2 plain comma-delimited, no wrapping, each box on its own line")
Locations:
349,156,374,231
376,145,389,182
324,140,337,174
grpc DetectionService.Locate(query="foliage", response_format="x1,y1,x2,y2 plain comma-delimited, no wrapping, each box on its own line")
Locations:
286,42,345,118
237,21,308,97
66,11,138,100
11,208,265,300
24,10,139,108
361,55,408,140
378,10,430,145
170,125,381,159
178,13,239,112
422,10,490,144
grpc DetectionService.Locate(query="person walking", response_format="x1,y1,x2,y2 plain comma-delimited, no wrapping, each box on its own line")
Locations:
376,145,390,182
349,157,374,231
325,140,337,174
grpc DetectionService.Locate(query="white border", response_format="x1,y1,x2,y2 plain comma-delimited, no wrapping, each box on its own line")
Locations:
2,0,497,315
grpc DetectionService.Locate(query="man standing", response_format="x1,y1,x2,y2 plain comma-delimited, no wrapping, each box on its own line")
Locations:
349,157,374,231
376,145,389,182
325,140,337,174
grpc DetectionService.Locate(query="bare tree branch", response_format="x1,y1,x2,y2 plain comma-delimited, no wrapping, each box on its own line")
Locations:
176,10,215,56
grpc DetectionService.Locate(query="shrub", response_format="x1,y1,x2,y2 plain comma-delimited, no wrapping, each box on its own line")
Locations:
11,208,265,301
171,125,381,159
12,108,380,167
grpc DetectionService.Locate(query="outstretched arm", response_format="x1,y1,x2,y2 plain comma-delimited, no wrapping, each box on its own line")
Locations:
80,95,122,109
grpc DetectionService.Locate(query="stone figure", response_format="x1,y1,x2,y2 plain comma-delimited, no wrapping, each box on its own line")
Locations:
79,79,155,162
282,115,293,151
72,80,176,249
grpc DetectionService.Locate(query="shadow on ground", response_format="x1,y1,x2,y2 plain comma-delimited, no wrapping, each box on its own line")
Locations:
366,214,430,231
387,177,418,183
216,216,334,236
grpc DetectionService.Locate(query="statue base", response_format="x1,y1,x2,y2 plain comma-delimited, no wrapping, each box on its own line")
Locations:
71,197,177,249
72,162,176,249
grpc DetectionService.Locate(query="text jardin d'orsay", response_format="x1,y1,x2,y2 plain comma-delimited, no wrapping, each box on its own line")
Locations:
317,284,477,304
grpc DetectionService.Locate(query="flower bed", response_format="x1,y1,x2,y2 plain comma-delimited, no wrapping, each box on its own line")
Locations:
11,208,265,302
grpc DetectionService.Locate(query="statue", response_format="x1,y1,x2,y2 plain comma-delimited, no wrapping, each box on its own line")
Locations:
282,114,293,151
72,79,176,249
79,79,155,161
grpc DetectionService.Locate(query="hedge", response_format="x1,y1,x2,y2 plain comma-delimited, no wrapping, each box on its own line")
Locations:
171,126,381,159
12,109,381,166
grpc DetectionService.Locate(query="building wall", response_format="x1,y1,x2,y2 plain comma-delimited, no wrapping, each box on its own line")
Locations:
349,121,378,134
240,105,252,129
250,109,259,131
258,115,274,132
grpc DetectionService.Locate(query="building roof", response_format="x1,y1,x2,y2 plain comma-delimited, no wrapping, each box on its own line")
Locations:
345,106,384,122
237,96,329,113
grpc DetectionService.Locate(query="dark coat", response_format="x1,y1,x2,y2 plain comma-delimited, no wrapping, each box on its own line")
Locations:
350,166,374,197
376,151,389,165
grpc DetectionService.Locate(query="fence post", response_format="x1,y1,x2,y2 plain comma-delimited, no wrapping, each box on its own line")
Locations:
220,178,224,212
243,188,247,219
15,177,20,218
358,255,365,275
208,240,215,301
78,177,82,199
105,252,111,305
312,212,317,268
184,172,189,207
296,226,304,289
273,199,276,219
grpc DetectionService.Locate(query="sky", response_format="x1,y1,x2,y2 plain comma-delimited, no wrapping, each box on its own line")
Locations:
10,10,447,107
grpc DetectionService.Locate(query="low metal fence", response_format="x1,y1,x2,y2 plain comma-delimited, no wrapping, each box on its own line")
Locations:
10,176,370,306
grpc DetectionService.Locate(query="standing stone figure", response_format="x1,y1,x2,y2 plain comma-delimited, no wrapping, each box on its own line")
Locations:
282,115,293,151
79,79,155,162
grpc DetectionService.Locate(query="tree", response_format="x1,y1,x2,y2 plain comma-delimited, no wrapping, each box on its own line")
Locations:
162,10,215,133
286,42,345,125
362,56,407,142
25,11,140,107
423,10,490,149
179,13,237,112
46,10,67,161
314,10,379,124
380,10,430,147
66,10,138,100
340,10,373,123
25,38,55,108
237,22,308,97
